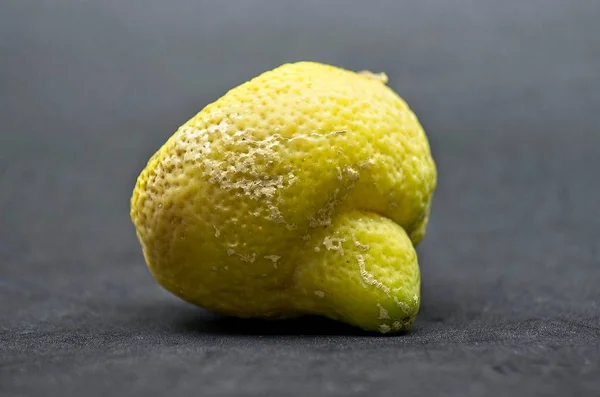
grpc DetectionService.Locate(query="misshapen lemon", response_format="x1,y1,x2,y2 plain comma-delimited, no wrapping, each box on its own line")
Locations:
130,62,437,333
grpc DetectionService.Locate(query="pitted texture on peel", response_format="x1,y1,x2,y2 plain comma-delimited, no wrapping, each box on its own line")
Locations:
130,61,436,333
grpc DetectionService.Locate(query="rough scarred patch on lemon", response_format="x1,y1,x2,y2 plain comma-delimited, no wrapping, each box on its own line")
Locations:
130,61,437,333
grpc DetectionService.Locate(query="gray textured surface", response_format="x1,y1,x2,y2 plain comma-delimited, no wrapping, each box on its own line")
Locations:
1,1,600,396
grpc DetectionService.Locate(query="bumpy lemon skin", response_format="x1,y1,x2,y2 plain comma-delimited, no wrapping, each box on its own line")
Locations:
130,61,437,334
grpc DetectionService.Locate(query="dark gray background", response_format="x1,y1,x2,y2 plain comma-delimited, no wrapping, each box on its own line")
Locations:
1,1,599,396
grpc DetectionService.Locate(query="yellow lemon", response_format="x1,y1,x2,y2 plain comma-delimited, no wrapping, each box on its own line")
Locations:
130,61,437,333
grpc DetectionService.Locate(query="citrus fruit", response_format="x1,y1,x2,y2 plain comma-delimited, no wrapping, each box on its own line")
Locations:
130,61,437,333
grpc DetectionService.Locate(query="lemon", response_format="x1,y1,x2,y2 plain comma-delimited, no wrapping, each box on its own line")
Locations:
130,61,437,333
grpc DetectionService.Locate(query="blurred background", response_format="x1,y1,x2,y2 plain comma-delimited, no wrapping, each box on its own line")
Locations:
1,1,599,396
